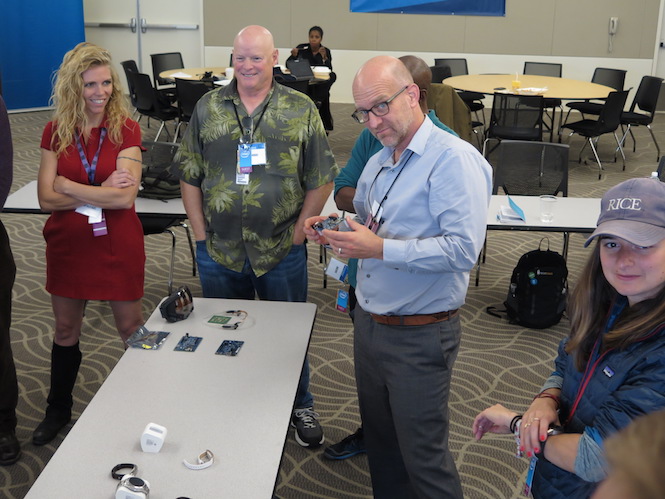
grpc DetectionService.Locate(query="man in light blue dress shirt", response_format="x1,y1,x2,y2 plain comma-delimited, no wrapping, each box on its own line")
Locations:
306,55,492,497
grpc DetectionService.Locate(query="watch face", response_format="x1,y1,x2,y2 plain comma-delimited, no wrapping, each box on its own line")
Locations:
128,476,145,487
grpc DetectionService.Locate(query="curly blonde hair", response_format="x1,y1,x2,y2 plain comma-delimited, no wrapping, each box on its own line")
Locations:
50,42,131,156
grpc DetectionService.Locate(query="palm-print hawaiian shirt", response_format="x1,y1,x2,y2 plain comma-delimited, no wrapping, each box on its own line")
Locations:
173,80,338,276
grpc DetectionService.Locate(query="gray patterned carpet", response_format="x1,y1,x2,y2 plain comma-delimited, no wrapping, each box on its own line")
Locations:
1,102,662,498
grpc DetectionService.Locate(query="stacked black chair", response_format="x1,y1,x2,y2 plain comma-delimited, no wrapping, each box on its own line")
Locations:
120,60,140,118
561,90,629,179
562,67,626,124
618,75,663,161
174,78,211,138
127,72,178,142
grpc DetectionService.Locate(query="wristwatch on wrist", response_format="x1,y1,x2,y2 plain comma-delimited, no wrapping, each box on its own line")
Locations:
547,425,564,436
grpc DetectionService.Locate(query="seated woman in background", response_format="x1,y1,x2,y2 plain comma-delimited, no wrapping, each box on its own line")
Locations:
472,177,665,499
287,25,336,132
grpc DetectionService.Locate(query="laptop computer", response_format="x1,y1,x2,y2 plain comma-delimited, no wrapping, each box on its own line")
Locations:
286,59,314,81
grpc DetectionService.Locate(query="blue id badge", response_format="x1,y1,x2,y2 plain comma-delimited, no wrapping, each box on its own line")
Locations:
336,289,349,313
238,143,252,173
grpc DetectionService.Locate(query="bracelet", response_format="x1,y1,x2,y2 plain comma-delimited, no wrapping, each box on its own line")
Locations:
111,463,137,480
534,392,560,410
509,414,523,433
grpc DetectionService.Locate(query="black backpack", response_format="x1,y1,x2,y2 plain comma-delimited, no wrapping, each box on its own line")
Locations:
488,238,568,329
138,141,181,200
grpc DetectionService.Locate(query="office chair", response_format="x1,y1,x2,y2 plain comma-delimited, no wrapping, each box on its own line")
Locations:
523,61,563,141
618,75,663,161
139,141,196,295
483,93,544,158
150,52,184,102
434,58,486,125
561,90,629,179
476,140,570,285
430,65,451,83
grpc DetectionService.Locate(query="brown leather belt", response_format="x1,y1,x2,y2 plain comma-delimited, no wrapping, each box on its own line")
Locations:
370,309,459,326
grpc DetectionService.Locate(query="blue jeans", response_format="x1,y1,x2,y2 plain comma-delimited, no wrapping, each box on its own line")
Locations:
196,241,313,408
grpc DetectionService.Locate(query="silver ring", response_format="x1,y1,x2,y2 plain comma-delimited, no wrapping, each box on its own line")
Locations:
338,247,342,255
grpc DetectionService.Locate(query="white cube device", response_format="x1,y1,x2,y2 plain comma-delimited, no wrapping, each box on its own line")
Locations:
140,422,167,453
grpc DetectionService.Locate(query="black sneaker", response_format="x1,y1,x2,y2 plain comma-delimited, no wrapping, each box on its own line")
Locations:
291,407,324,447
323,427,365,460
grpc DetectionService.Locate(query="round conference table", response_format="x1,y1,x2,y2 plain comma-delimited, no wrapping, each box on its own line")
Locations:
443,74,614,100
445,74,616,141
159,67,228,81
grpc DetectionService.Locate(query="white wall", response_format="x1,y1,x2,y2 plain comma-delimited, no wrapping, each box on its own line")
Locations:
205,46,653,104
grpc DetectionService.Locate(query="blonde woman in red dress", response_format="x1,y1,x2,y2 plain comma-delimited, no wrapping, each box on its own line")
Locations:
34,42,144,445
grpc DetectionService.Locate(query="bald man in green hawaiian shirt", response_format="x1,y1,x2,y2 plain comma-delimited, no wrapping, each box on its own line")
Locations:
172,25,337,448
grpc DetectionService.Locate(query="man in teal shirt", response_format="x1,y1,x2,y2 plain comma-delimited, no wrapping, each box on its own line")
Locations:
324,55,460,460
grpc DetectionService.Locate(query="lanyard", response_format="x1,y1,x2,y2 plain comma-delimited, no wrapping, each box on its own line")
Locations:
233,100,270,143
75,128,107,185
367,150,415,219
565,299,623,424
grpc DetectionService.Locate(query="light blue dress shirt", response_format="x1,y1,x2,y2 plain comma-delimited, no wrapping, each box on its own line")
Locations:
353,116,492,315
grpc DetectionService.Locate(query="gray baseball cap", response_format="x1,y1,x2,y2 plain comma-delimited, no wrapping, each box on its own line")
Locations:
585,177,665,247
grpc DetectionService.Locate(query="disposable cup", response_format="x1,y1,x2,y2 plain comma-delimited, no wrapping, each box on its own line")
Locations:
539,195,557,223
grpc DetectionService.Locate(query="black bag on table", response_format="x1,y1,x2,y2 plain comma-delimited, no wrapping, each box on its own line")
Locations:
488,238,568,329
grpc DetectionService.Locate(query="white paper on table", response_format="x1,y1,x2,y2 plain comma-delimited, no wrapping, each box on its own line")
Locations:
497,198,526,224
167,72,191,79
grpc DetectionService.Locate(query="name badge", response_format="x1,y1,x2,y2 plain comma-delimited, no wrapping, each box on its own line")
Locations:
236,172,250,185
75,204,102,222
250,142,267,166
325,257,348,283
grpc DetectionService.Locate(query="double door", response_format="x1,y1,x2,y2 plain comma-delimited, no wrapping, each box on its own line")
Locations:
84,0,203,90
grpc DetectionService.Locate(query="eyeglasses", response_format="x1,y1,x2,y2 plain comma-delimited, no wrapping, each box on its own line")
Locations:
351,86,409,124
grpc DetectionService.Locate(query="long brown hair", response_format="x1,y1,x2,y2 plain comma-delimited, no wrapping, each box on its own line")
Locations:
566,240,665,370
49,42,130,156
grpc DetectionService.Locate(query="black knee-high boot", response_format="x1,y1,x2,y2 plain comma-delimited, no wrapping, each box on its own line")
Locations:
33,342,82,446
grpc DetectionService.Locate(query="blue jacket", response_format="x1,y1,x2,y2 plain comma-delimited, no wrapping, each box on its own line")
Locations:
533,299,665,498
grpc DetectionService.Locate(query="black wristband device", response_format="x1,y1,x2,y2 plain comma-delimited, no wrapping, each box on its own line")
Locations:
112,463,137,480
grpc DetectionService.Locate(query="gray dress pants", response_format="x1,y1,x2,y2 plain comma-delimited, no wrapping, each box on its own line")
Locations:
354,306,463,499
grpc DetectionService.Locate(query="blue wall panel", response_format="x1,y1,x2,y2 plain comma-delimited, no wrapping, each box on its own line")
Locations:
1,0,85,110
350,0,505,16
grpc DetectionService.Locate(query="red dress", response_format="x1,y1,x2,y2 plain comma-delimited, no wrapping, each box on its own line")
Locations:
40,118,145,300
